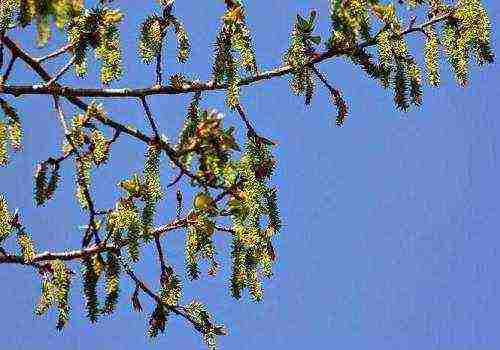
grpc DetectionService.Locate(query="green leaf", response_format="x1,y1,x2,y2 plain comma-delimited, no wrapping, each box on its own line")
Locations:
309,35,321,45
309,10,317,24
296,14,307,26
296,14,309,31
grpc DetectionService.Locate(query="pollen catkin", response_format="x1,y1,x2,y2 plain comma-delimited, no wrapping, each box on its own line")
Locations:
102,252,120,315
52,260,71,330
68,7,123,84
424,26,440,86
91,130,109,166
0,123,8,166
0,194,12,240
82,257,100,323
17,232,36,263
35,278,56,316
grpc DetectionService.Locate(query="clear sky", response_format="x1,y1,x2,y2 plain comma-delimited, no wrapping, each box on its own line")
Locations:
1,1,499,349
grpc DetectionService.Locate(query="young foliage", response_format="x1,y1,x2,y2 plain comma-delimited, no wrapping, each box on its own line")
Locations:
176,92,202,166
171,17,190,63
138,15,165,64
0,122,7,166
185,208,217,281
90,130,109,166
32,261,68,328
325,0,494,114
0,0,20,33
176,107,240,190
226,138,280,301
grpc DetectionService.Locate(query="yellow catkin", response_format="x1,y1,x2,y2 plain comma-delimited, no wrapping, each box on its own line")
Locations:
90,130,109,166
35,278,55,316
0,123,8,166
18,232,36,263
52,260,71,329
75,155,92,209
424,26,440,86
0,194,12,239
8,120,22,151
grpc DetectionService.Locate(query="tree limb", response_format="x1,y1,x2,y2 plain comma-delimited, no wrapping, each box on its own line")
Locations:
0,11,454,99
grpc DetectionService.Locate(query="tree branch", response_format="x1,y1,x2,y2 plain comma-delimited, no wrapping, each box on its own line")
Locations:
36,43,73,63
0,35,229,193
0,218,191,265
1,54,17,83
235,103,276,146
154,233,167,273
119,256,226,337
46,56,76,86
140,96,161,140
0,11,453,99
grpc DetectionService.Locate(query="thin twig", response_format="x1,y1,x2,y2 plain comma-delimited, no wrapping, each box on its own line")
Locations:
0,33,4,69
119,256,226,336
214,179,243,203
310,65,336,94
109,128,122,143
0,11,452,192
1,55,17,83
0,36,228,192
46,56,76,86
214,225,235,234
53,95,70,132
36,43,73,63
167,170,184,188
0,5,458,273
155,52,163,86
0,218,190,265
45,148,76,166
154,234,167,273
310,65,348,125
53,96,99,247
235,103,257,135
140,96,161,140
0,11,454,99
235,103,276,146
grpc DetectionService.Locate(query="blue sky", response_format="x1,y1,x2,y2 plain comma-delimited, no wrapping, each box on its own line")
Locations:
1,1,499,349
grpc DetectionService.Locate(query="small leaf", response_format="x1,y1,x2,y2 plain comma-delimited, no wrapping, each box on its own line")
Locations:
296,14,312,32
309,35,321,45
296,14,307,27
309,10,317,24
